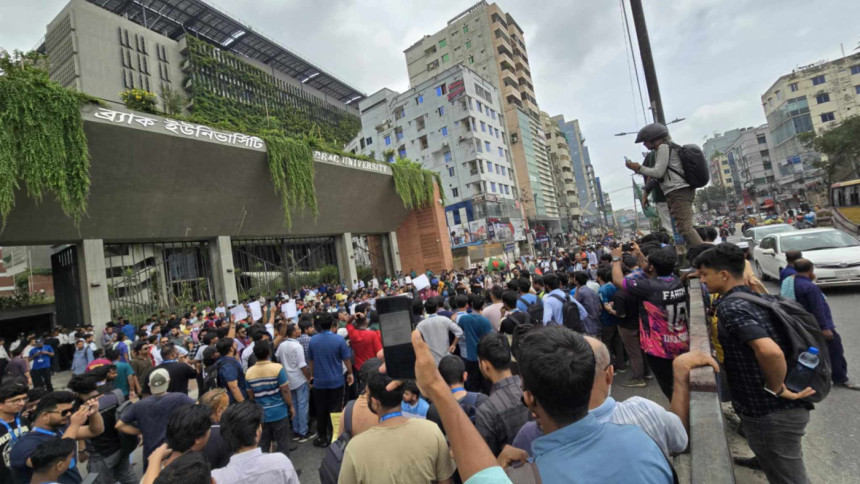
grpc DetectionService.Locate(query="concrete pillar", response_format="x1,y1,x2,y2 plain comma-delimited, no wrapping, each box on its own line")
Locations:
381,235,393,277
388,231,402,274
335,233,358,286
76,240,111,345
209,236,238,305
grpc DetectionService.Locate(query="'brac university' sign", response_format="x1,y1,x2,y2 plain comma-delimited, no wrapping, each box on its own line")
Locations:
312,150,392,175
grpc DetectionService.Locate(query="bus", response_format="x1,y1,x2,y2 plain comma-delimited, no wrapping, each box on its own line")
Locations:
830,179,860,236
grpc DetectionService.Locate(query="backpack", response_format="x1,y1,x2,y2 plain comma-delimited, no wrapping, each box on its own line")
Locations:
319,400,355,484
549,293,585,333
667,142,709,189
725,292,831,402
519,296,544,324
458,391,487,425
110,389,140,457
202,359,226,394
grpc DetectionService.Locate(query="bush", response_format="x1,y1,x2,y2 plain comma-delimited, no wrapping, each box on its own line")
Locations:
120,88,158,113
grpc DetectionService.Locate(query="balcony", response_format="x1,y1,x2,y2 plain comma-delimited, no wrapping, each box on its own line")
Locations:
503,84,520,100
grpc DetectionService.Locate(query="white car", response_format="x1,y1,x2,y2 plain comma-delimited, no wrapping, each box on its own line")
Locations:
753,228,860,287
742,224,796,248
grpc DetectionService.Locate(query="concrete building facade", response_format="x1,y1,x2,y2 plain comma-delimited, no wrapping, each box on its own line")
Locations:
404,1,560,231
541,111,581,232
352,65,525,252
703,128,743,197
710,153,734,189
761,52,860,191
554,115,600,222
726,125,777,209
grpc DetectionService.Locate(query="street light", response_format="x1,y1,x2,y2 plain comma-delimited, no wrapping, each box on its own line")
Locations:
614,117,686,137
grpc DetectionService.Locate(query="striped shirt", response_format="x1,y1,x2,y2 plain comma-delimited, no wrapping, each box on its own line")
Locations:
245,360,289,422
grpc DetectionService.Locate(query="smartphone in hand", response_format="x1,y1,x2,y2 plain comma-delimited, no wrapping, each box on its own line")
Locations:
376,296,416,380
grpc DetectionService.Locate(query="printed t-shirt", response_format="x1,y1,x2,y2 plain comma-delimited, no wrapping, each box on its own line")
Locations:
623,275,689,359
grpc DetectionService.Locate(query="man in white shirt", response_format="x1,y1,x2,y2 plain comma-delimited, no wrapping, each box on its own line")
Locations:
276,324,313,440
215,301,227,316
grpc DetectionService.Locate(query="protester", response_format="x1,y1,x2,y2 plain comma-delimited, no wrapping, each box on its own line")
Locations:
482,285,505,331
456,295,495,393
105,348,140,399
70,339,93,376
344,310,382,382
474,333,530,456
338,371,456,483
0,382,30,482
276,323,314,442
212,401,300,484
308,312,353,447
572,271,602,336
142,343,197,396
116,368,195,465
540,274,588,326
214,337,247,403
5,347,32,387
512,326,673,482
626,123,703,247
137,404,212,483
611,245,688,399
29,339,55,391
515,278,538,313
144,449,211,484
27,436,77,484
337,358,386,439
792,259,859,390
694,243,815,482
130,341,153,389
596,267,625,371
10,391,105,483
400,380,430,418
605,257,649,387
199,388,231,470
416,297,462,365
426,355,488,435
245,340,296,456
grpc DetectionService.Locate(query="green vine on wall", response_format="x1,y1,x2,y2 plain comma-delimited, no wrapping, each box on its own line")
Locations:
391,158,441,209
0,50,93,226
261,130,318,228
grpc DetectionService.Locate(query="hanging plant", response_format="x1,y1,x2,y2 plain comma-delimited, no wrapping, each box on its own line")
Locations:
0,50,92,226
391,158,443,210
260,131,318,228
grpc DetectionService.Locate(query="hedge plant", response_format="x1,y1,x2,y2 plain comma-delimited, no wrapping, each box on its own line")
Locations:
0,50,94,226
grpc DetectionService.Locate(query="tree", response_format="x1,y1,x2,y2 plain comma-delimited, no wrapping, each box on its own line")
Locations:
159,85,185,116
798,116,860,185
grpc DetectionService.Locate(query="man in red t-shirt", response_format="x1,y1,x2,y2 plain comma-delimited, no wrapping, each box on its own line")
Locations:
345,311,382,391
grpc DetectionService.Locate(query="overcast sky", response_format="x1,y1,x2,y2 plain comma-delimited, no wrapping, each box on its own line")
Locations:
2,0,858,210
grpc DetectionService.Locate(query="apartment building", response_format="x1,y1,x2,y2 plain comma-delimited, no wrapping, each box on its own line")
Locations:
353,65,524,249
761,52,860,191
541,111,581,232
43,0,362,144
404,1,560,229
726,125,780,210
703,129,743,197
710,153,734,188
554,115,600,222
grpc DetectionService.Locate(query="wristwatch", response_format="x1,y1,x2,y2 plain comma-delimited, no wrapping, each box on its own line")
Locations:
763,385,786,398
612,257,621,262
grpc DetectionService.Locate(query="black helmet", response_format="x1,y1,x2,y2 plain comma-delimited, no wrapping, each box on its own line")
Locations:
634,123,669,143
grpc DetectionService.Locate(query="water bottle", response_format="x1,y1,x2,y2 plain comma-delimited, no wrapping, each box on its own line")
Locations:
785,347,819,393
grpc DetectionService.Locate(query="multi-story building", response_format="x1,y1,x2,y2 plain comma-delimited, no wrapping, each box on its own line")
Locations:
352,65,524,250
761,52,860,193
541,111,581,232
710,153,734,188
727,125,779,211
43,0,363,145
404,1,561,232
703,128,743,197
554,115,600,222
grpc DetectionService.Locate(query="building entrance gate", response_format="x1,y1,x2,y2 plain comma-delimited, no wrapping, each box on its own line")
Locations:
231,236,338,298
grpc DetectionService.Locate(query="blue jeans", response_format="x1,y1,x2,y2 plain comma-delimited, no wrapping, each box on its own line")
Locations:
291,382,310,436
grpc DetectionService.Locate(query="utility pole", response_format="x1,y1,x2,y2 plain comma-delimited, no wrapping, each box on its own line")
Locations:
628,0,666,125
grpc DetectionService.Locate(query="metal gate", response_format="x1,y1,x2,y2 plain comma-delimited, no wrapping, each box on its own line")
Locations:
50,246,83,329
103,242,214,325
352,234,389,281
231,236,337,297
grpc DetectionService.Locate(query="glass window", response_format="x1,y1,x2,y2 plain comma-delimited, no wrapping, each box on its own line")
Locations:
856,85,860,95
441,126,448,136
816,93,830,104
476,101,482,112
438,106,445,116
442,54,450,63
452,188,459,198
365,137,372,145
491,110,496,120
485,106,491,115
504,185,510,195
480,121,486,132
476,140,483,152
469,55,474,64
463,25,469,34
498,147,504,157
487,161,493,171
495,164,501,174
384,136,391,146
781,230,859,252
466,40,472,49
448,167,455,177
789,82,798,92
417,95,424,104
444,151,452,162
850,65,860,75
820,112,835,122
485,141,491,152
812,75,825,85
501,166,506,176
490,182,496,193
399,147,407,158
439,39,447,48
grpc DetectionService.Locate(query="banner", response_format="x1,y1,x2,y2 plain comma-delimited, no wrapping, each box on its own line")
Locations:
511,218,526,241
469,219,488,241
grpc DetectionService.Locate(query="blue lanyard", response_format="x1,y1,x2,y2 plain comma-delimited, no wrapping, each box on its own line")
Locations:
379,412,402,423
0,416,22,442
450,387,465,394
33,427,76,469
162,359,176,364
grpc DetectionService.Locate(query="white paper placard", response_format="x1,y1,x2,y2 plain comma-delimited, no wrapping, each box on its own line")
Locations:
405,276,412,284
412,274,431,291
229,305,248,321
282,301,298,319
249,301,263,321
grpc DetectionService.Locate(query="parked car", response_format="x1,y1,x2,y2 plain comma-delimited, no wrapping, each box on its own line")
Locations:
742,224,796,248
752,228,860,287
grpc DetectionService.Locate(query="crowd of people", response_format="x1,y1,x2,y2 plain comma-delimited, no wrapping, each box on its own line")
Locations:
0,224,850,483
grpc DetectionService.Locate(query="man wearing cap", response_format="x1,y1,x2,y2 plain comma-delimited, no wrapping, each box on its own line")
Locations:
71,339,93,375
116,368,194,465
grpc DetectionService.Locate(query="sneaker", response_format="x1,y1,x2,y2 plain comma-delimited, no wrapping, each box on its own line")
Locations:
733,456,761,470
835,381,860,391
622,379,647,388
644,373,655,380
292,434,302,441
299,432,317,443
616,367,628,374
312,437,329,448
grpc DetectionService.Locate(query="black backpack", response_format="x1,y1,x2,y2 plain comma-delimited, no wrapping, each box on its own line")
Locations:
458,391,487,425
667,142,709,189
202,359,226,394
110,389,140,457
725,292,831,403
549,293,585,333
319,400,355,484
519,296,544,324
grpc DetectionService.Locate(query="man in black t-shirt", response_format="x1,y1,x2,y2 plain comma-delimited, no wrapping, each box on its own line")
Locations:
142,343,197,395
67,371,137,484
